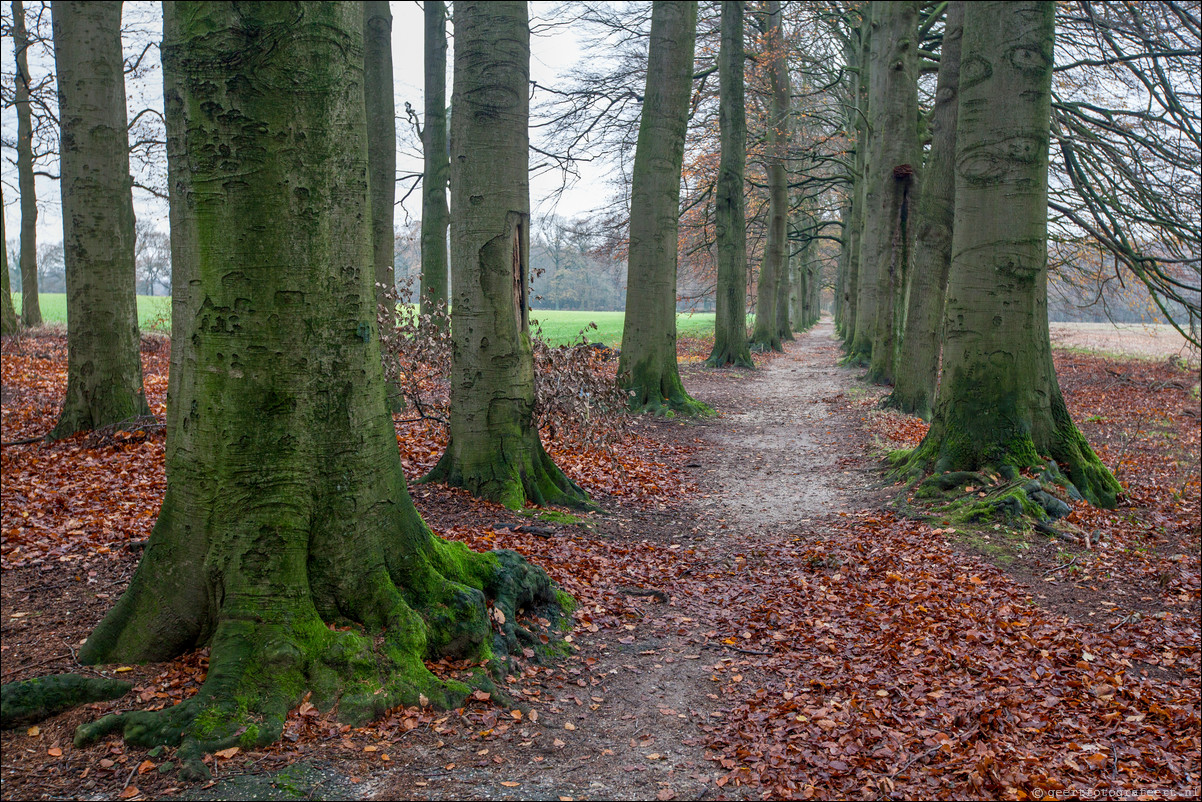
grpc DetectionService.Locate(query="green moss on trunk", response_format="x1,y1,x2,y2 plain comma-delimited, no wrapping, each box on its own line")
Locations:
76,4,573,777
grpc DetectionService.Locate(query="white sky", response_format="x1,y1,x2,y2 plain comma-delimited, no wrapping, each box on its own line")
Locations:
1,1,607,248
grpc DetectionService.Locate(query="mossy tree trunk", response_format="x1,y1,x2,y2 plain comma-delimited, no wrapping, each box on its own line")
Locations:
423,1,588,507
420,0,450,323
750,0,789,353
49,1,150,440
78,2,567,774
905,1,1120,508
365,0,396,321
706,0,753,369
619,1,710,415
859,0,920,383
1,186,17,334
13,0,41,328
885,1,963,419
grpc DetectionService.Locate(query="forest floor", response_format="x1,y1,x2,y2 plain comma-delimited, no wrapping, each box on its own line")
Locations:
1,321,1198,801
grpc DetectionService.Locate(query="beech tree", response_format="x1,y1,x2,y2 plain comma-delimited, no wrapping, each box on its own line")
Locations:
420,0,450,320
619,0,709,415
364,0,396,319
1,186,17,333
12,0,40,327
423,1,588,507
885,0,964,419
901,0,1121,508
76,2,566,774
48,1,149,439
705,0,753,369
750,0,790,352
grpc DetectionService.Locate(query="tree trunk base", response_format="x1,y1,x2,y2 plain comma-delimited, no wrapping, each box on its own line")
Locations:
75,504,571,778
704,343,754,370
422,434,591,510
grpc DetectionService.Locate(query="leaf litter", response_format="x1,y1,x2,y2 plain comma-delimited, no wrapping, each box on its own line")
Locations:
1,322,1198,800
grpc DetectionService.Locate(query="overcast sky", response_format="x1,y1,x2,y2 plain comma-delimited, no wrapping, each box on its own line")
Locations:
1,1,605,248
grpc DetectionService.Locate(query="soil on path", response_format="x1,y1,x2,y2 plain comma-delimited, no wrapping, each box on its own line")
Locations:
365,321,883,801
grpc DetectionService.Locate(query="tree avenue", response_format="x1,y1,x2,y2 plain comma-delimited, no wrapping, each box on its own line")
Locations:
898,1,1121,508
74,2,569,774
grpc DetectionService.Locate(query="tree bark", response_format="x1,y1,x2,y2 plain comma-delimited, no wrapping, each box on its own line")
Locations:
1,185,17,333
78,3,566,774
420,0,450,322
13,0,41,328
885,1,963,419
705,0,754,369
423,1,588,507
861,0,920,384
49,1,150,439
365,0,396,320
750,0,789,352
840,16,870,353
618,1,709,414
903,1,1121,508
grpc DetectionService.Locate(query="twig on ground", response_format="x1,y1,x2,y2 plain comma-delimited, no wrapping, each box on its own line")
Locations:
1044,556,1080,575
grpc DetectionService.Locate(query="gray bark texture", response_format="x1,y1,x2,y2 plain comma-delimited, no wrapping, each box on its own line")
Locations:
420,0,450,320
751,0,789,352
885,0,964,419
706,0,753,369
49,1,150,439
365,0,396,318
841,18,871,353
13,0,40,327
907,1,1120,508
618,1,709,415
423,1,588,507
863,0,920,383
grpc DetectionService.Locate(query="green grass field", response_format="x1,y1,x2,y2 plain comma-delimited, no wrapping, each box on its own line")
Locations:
11,293,173,332
11,294,714,347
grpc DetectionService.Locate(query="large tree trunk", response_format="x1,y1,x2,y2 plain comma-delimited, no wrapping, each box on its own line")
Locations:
77,3,566,775
365,0,396,319
750,0,789,353
885,1,964,419
619,1,709,415
49,2,150,439
13,0,41,328
862,0,920,384
903,1,1120,508
848,3,919,371
423,1,588,507
420,0,450,322
1,186,17,334
705,0,753,369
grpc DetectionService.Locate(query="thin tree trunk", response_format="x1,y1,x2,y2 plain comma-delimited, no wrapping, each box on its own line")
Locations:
423,1,588,507
49,1,150,439
1,186,17,333
365,0,396,320
862,0,920,384
706,0,754,369
750,0,788,352
619,1,709,414
841,17,870,354
903,0,1120,508
885,1,963,419
420,0,450,322
81,3,565,775
13,0,41,328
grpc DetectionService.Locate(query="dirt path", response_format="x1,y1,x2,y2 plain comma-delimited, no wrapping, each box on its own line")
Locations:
362,321,879,801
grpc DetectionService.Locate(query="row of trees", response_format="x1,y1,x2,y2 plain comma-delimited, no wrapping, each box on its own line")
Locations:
0,0,1195,772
